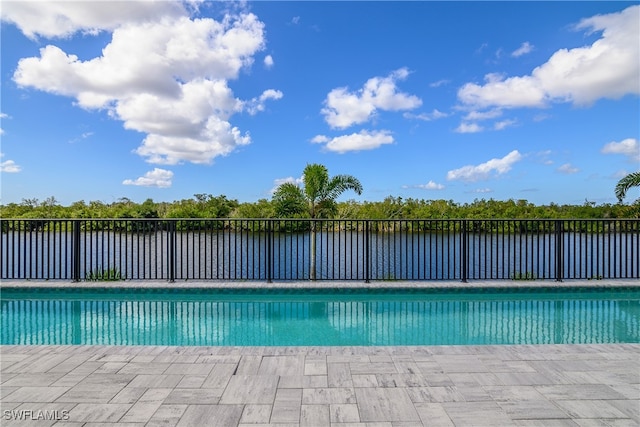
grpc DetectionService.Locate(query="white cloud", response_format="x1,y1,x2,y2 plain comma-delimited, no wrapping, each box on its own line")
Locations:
601,138,640,161
312,130,394,153
458,6,639,109
291,16,300,25
557,163,579,174
0,0,189,39
470,188,493,194
244,89,284,115
415,181,445,190
511,42,534,57
463,109,502,121
494,119,517,130
447,150,522,182
321,68,422,129
271,175,304,193
429,79,450,88
0,112,9,135
264,55,274,68
455,123,483,133
404,109,448,121
11,10,281,166
123,168,174,188
0,153,21,173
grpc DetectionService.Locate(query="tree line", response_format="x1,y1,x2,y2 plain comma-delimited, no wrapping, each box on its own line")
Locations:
2,164,638,220
2,195,638,220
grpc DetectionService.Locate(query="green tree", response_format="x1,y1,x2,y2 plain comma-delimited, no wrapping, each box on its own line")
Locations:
615,171,640,203
272,164,363,280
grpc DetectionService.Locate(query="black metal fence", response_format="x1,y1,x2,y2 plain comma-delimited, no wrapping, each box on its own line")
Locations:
1,218,638,282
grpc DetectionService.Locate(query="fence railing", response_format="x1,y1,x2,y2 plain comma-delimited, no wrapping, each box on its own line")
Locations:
1,218,638,282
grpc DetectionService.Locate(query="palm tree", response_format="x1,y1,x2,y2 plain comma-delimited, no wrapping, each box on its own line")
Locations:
272,164,363,280
615,171,640,203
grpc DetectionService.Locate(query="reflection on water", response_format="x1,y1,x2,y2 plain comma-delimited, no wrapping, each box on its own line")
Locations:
2,293,638,345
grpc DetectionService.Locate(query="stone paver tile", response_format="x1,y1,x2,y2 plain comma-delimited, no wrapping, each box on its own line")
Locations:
441,401,513,427
499,400,571,420
51,373,88,388
495,372,555,386
376,373,429,388
118,362,170,375
2,373,65,387
176,404,243,427
164,363,214,376
433,356,487,373
240,404,272,424
555,400,629,419
422,373,454,387
259,355,305,376
355,388,420,422
405,386,465,403
350,363,398,375
483,385,548,402
94,362,128,374
67,403,132,423
139,388,173,402
120,401,162,423
67,361,104,376
79,373,135,387
610,384,640,400
456,386,494,402
164,388,223,404
237,356,263,375
278,375,328,389
270,405,301,424
393,360,422,375
3,386,69,402
275,388,302,403
219,375,279,404
328,363,353,388
352,374,378,388
57,385,125,403
414,402,455,426
202,363,237,389
47,355,90,374
300,404,330,426
0,386,19,399
514,420,580,426
536,384,628,400
305,360,327,376
330,404,360,423
608,399,640,421
145,404,187,427
448,372,503,387
302,387,356,405
176,375,207,388
109,387,147,404
127,374,182,388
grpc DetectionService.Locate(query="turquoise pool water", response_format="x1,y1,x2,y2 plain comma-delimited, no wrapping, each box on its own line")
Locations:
1,287,638,346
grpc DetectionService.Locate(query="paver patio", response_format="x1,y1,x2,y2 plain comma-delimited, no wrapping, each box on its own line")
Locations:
1,344,638,426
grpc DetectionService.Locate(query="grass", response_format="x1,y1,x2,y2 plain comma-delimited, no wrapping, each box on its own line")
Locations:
85,267,125,281
511,271,536,281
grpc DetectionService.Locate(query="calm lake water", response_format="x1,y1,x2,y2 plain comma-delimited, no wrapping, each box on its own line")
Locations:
2,231,638,280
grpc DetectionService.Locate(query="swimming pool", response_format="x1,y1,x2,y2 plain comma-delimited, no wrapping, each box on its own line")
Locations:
1,287,638,346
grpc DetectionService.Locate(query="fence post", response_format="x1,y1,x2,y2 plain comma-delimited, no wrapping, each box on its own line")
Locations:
460,220,468,282
72,220,81,282
266,220,272,283
168,220,176,283
555,220,563,282
364,220,370,283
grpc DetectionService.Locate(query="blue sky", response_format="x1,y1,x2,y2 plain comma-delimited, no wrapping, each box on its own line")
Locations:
1,1,639,206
